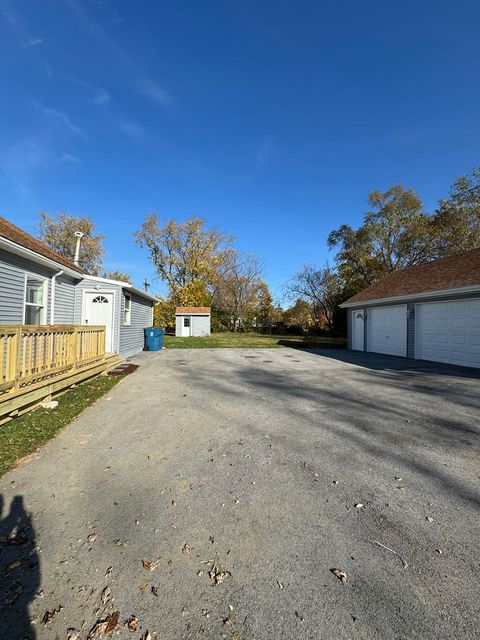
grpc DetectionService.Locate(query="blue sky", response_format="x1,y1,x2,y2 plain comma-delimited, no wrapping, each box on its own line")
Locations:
1,1,479,299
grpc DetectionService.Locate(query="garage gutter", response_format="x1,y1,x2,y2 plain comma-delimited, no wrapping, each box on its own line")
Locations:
340,284,480,308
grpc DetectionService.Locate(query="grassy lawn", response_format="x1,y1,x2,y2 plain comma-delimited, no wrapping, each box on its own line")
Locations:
0,374,122,477
163,332,346,349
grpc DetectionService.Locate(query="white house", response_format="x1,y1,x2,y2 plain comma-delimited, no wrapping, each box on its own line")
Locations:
175,307,211,337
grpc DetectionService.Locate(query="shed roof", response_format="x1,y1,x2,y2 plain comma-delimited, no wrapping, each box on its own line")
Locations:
175,306,211,314
0,216,83,274
342,248,480,306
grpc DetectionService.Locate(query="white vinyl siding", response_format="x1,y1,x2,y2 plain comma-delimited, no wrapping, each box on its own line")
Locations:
367,305,407,357
191,314,210,336
416,299,480,368
175,314,211,336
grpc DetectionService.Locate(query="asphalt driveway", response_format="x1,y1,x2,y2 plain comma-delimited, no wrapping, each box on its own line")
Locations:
1,348,479,639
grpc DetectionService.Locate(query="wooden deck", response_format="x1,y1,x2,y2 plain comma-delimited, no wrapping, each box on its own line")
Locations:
0,325,119,423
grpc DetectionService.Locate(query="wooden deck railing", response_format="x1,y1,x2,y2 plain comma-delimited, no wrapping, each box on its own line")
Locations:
0,325,106,396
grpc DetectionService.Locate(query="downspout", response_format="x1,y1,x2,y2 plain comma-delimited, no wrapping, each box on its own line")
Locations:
50,270,64,324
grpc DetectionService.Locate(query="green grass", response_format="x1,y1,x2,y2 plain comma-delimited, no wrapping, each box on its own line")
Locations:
163,332,346,349
0,374,122,477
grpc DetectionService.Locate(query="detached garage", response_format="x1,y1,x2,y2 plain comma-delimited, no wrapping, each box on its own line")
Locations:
341,248,480,368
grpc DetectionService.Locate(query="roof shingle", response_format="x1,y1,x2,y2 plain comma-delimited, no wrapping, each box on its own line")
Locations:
343,248,480,305
175,306,211,314
0,216,83,273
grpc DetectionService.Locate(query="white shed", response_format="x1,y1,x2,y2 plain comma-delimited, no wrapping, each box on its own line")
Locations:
175,306,211,337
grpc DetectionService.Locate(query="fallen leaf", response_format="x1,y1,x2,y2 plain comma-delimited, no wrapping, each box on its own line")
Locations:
426,516,434,522
87,533,97,543
126,615,138,631
223,617,235,626
42,606,63,624
151,585,159,597
67,629,81,640
354,503,364,509
4,580,22,604
209,535,215,544
114,539,128,547
104,566,113,578
182,544,191,555
139,582,149,593
105,611,120,634
332,568,348,583
141,633,155,640
294,611,304,623
209,562,232,586
101,586,111,605
277,580,284,589
87,620,108,639
171,500,176,507
232,633,241,639
6,559,21,572
142,560,159,571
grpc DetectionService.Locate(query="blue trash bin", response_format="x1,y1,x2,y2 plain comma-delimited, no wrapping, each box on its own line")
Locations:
144,327,164,351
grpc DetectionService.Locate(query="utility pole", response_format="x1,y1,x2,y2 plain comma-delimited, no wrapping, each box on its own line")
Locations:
143,278,150,292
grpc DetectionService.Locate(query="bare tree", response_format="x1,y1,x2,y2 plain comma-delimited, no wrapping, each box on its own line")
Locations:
213,251,263,330
285,265,342,331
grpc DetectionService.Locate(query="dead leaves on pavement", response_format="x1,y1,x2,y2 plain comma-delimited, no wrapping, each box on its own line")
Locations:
208,561,232,586
331,568,348,583
142,559,159,571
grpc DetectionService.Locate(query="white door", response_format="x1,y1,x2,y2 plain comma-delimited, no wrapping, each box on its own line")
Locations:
352,310,365,351
181,316,191,337
416,299,480,368
84,292,115,352
368,305,407,357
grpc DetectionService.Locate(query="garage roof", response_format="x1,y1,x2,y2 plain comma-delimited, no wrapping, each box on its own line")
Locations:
341,248,480,306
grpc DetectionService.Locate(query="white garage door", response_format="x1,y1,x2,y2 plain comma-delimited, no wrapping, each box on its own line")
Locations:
416,299,480,368
368,305,407,357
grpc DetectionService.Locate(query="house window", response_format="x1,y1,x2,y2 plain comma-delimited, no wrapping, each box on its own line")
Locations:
24,275,47,325
183,317,190,327
93,295,109,303
124,293,131,325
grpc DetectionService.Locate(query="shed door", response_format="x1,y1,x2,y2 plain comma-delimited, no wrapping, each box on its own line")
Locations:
368,305,407,357
182,316,191,337
84,292,114,352
416,299,480,368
